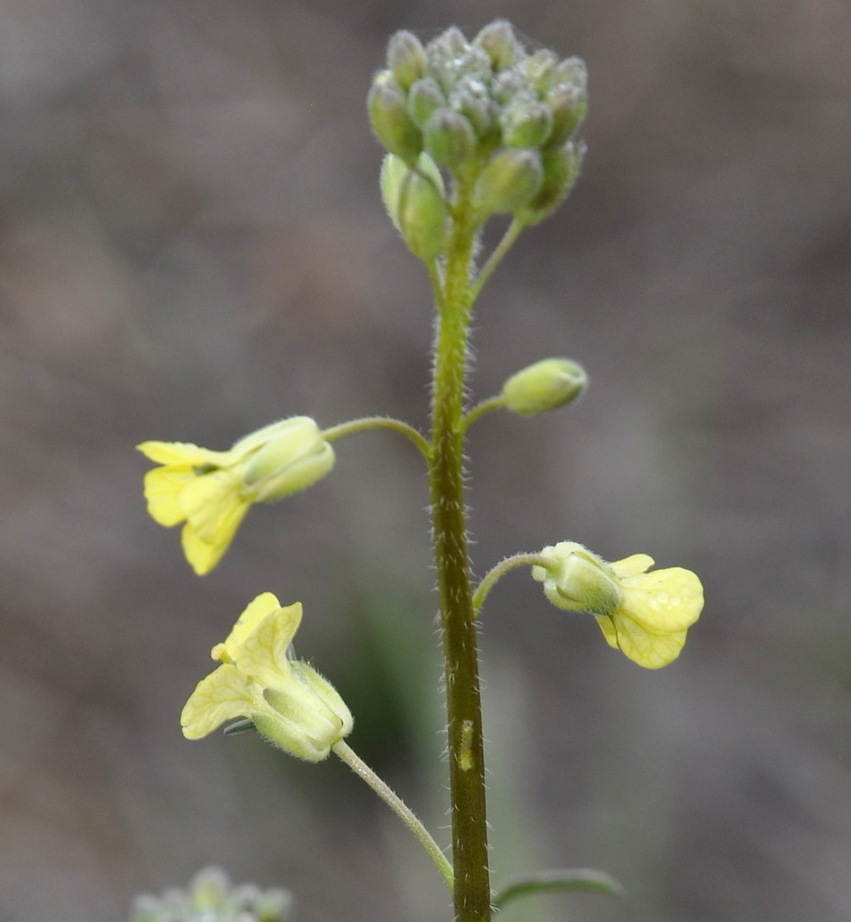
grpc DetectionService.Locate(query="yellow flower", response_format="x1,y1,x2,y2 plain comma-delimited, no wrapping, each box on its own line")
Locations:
181,592,353,761
532,541,703,668
138,417,335,575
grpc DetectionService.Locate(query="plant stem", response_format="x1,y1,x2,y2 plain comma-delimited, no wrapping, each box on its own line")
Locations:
429,181,492,921
471,553,550,618
470,216,525,301
459,395,507,434
322,416,431,459
332,740,454,890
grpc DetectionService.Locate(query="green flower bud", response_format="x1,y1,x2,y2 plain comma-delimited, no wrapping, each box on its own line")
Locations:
473,19,524,71
395,165,448,261
426,27,491,94
501,100,553,148
450,79,497,141
502,358,588,415
380,151,444,234
473,148,543,217
367,71,422,162
545,86,587,148
431,25,469,59
519,49,560,94
553,56,588,92
423,107,477,168
387,30,427,90
407,76,446,128
491,69,524,106
516,141,584,225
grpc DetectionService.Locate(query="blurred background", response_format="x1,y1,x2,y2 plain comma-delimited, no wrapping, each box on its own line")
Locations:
2,0,850,920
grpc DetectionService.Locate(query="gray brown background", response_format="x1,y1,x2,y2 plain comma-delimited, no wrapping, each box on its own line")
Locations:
2,0,850,920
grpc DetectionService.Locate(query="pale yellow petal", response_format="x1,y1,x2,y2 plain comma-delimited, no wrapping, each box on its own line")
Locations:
175,470,251,573
137,440,228,466
619,567,704,632
611,613,688,668
180,663,262,739
179,470,248,541
215,592,284,661
180,508,249,575
142,466,193,526
609,553,654,579
229,602,302,689
594,614,620,649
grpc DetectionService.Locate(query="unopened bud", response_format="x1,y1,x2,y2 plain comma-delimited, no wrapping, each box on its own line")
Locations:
502,358,588,415
491,69,524,106
517,141,584,225
450,81,496,141
424,108,477,168
501,100,553,149
367,72,422,162
380,151,443,230
473,20,524,71
545,86,587,148
553,56,588,92
407,76,446,128
473,148,543,217
387,30,427,90
434,25,468,58
520,49,559,93
395,164,449,261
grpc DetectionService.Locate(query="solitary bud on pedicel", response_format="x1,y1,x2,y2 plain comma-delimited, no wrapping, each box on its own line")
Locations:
502,358,588,415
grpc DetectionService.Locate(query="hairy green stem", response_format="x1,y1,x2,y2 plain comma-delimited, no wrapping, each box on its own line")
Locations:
429,181,492,922
459,395,507,434
322,416,430,459
470,217,525,301
472,553,550,618
333,740,454,890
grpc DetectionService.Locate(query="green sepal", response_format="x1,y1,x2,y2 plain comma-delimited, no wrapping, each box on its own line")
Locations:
493,868,625,909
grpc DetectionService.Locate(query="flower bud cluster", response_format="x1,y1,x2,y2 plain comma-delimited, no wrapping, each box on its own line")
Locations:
130,866,293,922
368,20,587,228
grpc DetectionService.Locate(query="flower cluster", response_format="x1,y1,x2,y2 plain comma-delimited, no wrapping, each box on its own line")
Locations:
138,417,334,575
129,866,293,922
368,19,587,248
533,542,704,668
181,593,353,761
